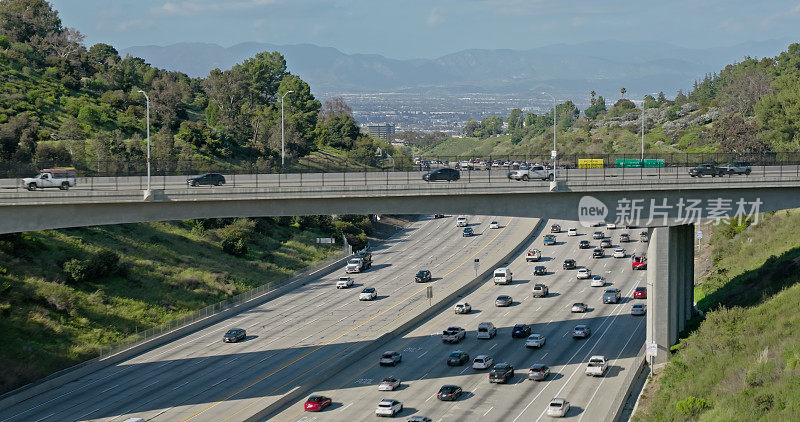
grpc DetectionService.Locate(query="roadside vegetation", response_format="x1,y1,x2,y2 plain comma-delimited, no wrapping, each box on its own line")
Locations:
633,209,800,421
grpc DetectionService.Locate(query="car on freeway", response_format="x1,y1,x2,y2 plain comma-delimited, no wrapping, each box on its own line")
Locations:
528,364,551,381
304,395,332,412
534,265,547,276
577,268,591,279
447,350,470,366
526,334,546,348
378,377,401,391
495,295,513,307
437,385,463,401
571,302,588,313
186,172,225,187
489,363,515,383
423,168,460,182
606,223,617,229
590,275,605,287
573,324,591,338
551,224,561,233
360,287,377,300
489,221,500,229
414,270,432,283
336,276,354,288
441,327,467,343
493,267,513,284
512,324,531,338
603,288,622,304
579,240,591,249
462,227,474,237
563,259,576,270
547,398,571,417
407,417,433,422
477,322,497,339
613,248,626,258
454,302,472,314
526,248,542,262
379,351,402,366
620,233,631,243
456,216,468,227
722,161,752,175
222,328,246,343
592,248,604,258
640,231,649,242
532,283,549,297
689,163,725,177
473,355,494,369
593,231,605,239
631,303,647,316
567,227,578,236
634,286,647,299
375,399,403,417
433,214,445,218
600,239,612,248
543,234,557,245
632,254,647,270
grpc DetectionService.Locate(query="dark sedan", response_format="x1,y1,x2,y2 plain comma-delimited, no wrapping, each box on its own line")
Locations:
187,173,226,187
534,266,547,276
563,259,576,270
423,168,460,182
223,328,246,343
415,270,431,282
447,351,470,366
437,385,463,401
579,240,591,249
512,324,531,338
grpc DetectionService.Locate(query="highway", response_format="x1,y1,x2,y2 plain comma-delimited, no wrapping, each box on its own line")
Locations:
269,219,647,421
0,215,538,422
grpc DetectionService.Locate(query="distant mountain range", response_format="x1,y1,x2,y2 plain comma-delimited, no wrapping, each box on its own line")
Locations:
121,39,791,100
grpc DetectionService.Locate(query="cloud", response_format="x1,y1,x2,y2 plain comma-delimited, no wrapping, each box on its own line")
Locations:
155,0,281,16
791,2,800,13
427,7,442,26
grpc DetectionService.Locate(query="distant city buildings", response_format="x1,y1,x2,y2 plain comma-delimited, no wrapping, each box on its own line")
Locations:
365,123,396,139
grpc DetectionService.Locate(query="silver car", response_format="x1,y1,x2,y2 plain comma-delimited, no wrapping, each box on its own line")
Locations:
528,363,551,381
495,295,513,307
571,302,588,313
631,303,647,316
378,377,401,391
547,398,570,417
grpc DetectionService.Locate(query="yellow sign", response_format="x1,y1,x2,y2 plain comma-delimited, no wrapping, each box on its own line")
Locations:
578,159,604,169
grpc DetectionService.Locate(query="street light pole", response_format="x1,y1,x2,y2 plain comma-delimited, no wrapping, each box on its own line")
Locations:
137,90,150,192
542,92,557,180
281,90,294,169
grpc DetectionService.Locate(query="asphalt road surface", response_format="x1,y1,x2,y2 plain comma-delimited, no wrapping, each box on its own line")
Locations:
0,215,538,422
270,219,647,421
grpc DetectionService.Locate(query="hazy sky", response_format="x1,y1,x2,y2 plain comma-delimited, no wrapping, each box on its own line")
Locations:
51,0,800,58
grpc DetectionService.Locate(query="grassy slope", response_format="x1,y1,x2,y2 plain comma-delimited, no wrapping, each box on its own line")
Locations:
0,220,338,393
634,209,800,421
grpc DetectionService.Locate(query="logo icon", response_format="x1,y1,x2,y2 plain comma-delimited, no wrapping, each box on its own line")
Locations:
578,196,608,227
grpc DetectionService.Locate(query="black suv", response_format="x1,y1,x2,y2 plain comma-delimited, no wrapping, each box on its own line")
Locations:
722,161,752,175
689,164,724,177
187,173,226,186
534,265,547,276
447,351,470,366
415,270,432,283
223,328,246,343
511,324,531,338
489,363,515,383
563,259,576,270
423,168,460,182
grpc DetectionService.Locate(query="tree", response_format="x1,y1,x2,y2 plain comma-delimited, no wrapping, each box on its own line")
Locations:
463,119,481,137
237,51,287,106
657,91,667,104
719,65,773,115
149,73,185,129
643,94,657,109
674,90,687,104
755,75,800,150
620,87,626,98
0,0,62,44
507,108,523,131
584,96,607,120
202,67,251,140
87,43,119,69
480,115,503,137
590,90,597,106
711,114,767,153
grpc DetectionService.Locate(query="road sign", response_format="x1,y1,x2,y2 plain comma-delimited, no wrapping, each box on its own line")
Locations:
646,342,658,357
473,258,480,275
316,238,336,244
426,286,433,299
551,150,557,159
696,230,703,239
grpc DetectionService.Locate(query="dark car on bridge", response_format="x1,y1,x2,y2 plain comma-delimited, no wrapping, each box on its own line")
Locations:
489,363,515,383
447,350,470,366
423,168,460,182
415,270,432,283
222,328,246,343
512,324,531,338
579,240,591,249
534,265,547,276
437,385,463,401
563,259,576,270
187,173,226,187
689,164,725,177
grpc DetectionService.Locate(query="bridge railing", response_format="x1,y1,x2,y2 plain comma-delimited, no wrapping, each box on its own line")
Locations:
2,152,800,190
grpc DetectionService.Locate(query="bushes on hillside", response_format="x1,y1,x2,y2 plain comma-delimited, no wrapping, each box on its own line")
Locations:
218,218,255,256
62,249,124,283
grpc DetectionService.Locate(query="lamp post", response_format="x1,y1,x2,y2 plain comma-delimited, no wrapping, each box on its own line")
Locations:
281,90,294,169
542,92,557,180
137,90,150,192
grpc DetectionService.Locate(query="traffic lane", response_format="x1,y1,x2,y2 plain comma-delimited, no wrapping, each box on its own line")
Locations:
0,215,506,421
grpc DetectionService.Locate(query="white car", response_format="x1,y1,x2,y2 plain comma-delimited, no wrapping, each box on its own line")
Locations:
631,303,647,316
576,268,591,279
378,377,401,391
606,223,616,230
547,398,570,417
571,302,588,313
590,276,605,287
613,248,626,258
489,221,500,229
336,276,354,288
567,228,577,236
454,302,472,314
472,355,494,369
375,399,403,417
359,287,377,301
525,334,546,348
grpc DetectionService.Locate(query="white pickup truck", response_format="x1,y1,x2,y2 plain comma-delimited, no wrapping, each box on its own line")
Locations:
585,356,608,377
441,326,466,343
21,168,77,191
508,165,555,181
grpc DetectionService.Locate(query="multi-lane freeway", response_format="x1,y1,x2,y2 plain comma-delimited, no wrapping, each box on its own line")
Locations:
0,215,537,422
270,219,647,421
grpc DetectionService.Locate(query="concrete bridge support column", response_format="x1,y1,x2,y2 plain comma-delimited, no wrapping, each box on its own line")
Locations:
646,224,694,363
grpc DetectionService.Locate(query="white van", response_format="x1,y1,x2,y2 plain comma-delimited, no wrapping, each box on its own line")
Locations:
456,216,468,227
493,267,513,285
477,322,497,339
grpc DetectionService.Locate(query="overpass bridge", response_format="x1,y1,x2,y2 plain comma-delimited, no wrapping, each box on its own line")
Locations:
2,173,799,367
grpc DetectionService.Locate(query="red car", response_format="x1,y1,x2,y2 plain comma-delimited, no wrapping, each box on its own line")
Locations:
634,286,647,299
632,254,647,270
304,395,332,412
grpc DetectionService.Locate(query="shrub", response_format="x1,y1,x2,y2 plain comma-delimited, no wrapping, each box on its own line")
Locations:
675,396,710,416
63,258,91,283
92,249,120,277
62,249,123,283
218,219,255,256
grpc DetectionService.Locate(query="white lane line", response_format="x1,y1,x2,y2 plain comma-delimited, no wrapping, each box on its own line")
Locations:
489,344,497,350
98,384,119,395
536,306,542,311
258,354,275,363
339,403,352,412
208,377,230,389
141,380,160,389
418,351,428,358
460,366,470,374
170,380,191,391
74,408,99,421
483,406,494,416
419,372,430,380
425,394,436,402
33,413,54,422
